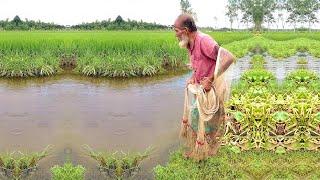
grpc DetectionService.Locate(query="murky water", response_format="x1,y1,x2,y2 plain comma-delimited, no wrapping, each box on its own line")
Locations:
0,72,190,179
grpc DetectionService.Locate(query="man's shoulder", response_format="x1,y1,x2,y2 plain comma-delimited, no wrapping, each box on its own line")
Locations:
198,31,217,47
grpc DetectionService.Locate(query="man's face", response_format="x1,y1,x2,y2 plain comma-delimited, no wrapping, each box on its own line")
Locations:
173,20,189,48
173,20,186,39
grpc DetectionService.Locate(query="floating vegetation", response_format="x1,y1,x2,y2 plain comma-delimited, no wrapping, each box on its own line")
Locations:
0,145,52,180
249,54,266,69
240,69,276,84
83,145,153,179
51,162,86,180
224,69,320,153
297,58,308,65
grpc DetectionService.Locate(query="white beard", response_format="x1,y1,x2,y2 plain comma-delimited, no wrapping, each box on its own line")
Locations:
178,34,189,49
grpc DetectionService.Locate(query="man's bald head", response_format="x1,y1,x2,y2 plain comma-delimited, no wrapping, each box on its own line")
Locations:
174,14,197,32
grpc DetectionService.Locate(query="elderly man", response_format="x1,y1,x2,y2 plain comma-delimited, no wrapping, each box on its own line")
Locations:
174,14,235,160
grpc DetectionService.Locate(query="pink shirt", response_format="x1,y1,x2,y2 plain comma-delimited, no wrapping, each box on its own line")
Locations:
188,31,220,83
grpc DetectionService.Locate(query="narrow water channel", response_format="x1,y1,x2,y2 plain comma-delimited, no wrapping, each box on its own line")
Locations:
0,72,189,179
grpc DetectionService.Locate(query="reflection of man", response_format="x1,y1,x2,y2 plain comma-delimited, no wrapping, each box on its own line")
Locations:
173,14,235,91
174,14,235,160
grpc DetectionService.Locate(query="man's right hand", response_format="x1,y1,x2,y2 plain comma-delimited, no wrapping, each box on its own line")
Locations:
186,77,195,87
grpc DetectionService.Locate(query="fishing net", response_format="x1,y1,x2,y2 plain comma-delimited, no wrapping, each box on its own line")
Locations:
180,47,235,161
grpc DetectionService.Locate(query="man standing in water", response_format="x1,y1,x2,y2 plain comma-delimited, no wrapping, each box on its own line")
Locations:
174,14,235,159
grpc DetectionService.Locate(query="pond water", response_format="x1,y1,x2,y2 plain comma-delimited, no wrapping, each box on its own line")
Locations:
0,72,189,179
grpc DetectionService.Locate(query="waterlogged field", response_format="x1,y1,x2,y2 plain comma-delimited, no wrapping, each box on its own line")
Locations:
0,31,253,78
0,31,319,179
262,31,320,41
225,33,320,58
1,31,319,78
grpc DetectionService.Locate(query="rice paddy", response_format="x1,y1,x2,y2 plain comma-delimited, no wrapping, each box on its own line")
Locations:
1,31,319,78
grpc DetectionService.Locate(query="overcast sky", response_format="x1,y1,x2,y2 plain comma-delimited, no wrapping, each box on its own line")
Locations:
1,0,319,29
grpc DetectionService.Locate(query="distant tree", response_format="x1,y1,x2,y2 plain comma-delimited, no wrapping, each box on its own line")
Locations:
274,0,286,30
213,16,218,29
241,13,252,29
180,0,197,21
115,15,124,24
286,0,319,31
265,13,276,29
226,0,239,30
238,0,277,31
0,15,168,31
12,15,22,26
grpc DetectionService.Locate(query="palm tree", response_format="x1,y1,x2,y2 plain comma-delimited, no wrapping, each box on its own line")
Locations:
213,16,218,29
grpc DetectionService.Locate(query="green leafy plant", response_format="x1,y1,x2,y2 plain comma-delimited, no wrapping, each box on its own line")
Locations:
297,58,308,65
286,69,319,85
0,145,52,180
241,69,276,84
51,162,85,180
83,145,153,179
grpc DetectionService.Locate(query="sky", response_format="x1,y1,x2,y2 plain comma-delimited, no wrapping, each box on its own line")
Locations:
1,0,319,29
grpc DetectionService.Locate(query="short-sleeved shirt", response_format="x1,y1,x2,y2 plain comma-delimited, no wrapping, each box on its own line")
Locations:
188,31,220,83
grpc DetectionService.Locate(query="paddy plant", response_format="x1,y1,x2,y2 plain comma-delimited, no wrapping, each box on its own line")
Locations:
51,162,85,180
0,54,61,77
0,145,52,180
75,51,187,77
227,36,320,59
250,54,266,69
297,58,308,64
240,69,276,85
0,31,319,78
83,145,153,179
285,69,319,85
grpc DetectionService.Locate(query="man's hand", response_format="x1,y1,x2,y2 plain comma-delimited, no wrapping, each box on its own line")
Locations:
186,76,195,87
200,77,212,92
186,63,193,70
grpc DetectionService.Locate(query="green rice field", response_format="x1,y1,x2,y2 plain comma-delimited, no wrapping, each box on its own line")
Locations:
1,31,319,78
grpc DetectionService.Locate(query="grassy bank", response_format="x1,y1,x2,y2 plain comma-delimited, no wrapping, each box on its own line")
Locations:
154,147,320,180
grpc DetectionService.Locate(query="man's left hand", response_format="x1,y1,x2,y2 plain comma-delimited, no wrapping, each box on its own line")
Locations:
200,77,213,92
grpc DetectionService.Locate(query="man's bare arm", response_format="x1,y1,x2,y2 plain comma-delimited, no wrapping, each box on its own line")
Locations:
209,48,236,82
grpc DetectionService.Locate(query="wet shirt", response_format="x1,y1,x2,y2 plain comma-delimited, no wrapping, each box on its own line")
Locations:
188,31,220,83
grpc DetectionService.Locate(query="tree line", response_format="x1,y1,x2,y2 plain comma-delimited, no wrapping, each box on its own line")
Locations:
0,15,169,31
226,0,320,31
